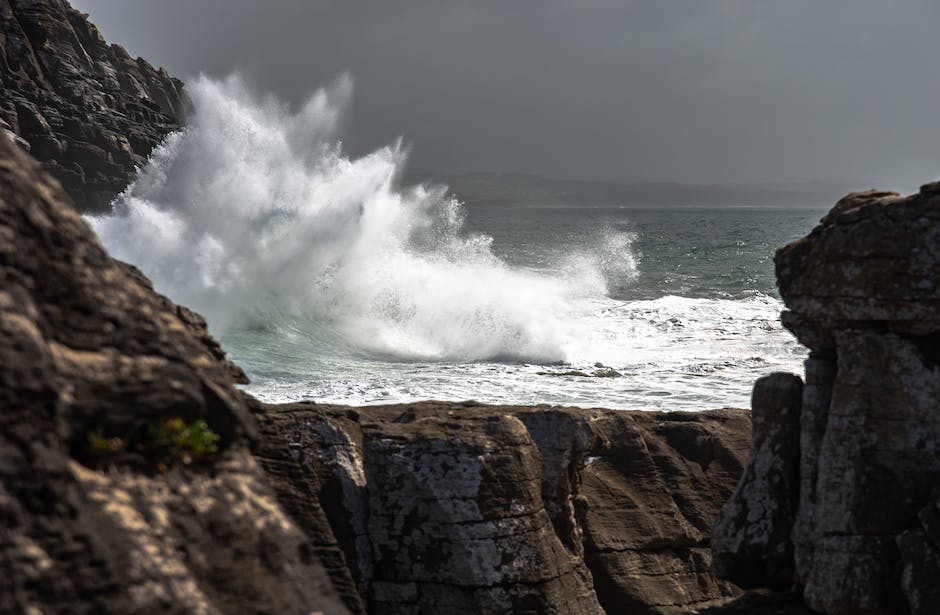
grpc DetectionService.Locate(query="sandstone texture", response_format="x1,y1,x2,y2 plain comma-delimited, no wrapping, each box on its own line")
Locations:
713,186,940,614
0,134,349,614
0,0,183,212
251,399,752,614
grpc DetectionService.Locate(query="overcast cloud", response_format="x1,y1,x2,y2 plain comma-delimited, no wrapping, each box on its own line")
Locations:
73,0,940,189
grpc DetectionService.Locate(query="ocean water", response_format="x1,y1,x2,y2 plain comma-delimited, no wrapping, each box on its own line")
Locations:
91,76,825,411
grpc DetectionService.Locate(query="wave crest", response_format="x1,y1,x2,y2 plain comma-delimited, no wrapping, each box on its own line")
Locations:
91,75,634,362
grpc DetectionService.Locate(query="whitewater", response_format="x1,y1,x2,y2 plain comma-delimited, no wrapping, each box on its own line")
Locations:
91,75,815,410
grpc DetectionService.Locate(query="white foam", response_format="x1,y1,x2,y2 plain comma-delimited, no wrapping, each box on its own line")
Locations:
91,75,635,363
241,293,804,411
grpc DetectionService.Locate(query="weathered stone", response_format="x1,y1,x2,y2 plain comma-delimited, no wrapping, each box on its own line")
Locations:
579,411,749,614
799,330,940,613
0,129,349,614
711,373,803,589
0,0,184,212
250,404,367,614
805,535,902,614
776,187,940,335
898,499,940,615
698,589,816,614
251,401,752,614
791,356,835,584
715,182,940,614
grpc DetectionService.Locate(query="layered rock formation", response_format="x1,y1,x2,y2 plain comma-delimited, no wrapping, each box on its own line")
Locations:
713,187,940,614
251,400,751,614
0,0,183,212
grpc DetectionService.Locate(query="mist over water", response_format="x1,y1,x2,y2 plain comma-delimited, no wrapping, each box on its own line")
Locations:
92,75,815,410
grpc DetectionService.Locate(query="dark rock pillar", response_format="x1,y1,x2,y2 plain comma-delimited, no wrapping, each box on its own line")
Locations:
712,372,803,589
791,355,835,584
898,499,940,615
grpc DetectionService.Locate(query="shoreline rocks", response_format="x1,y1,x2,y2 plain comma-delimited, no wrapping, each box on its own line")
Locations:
712,186,940,614
4,1,939,612
249,398,751,614
0,134,349,614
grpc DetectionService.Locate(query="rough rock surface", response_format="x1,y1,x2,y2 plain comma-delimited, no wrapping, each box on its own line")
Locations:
0,132,349,613
713,185,940,614
897,499,940,615
250,399,752,614
0,0,183,212
711,373,803,589
697,590,814,615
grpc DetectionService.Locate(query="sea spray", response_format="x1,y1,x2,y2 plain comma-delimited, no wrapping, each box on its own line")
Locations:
91,75,634,363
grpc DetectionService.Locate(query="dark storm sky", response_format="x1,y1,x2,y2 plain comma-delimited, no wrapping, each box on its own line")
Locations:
73,0,940,188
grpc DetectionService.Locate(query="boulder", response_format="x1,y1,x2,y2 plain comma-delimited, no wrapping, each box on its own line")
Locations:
712,373,803,589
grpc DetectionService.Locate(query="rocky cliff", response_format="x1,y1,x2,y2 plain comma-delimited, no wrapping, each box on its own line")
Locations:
250,399,751,614
0,131,349,614
713,187,940,614
0,0,183,212
1,131,755,612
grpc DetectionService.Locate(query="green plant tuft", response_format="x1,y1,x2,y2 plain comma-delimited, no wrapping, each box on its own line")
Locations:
146,418,220,465
85,418,220,471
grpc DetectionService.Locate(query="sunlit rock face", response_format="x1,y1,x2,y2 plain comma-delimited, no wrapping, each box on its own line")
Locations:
0,130,350,615
0,0,184,212
714,185,940,614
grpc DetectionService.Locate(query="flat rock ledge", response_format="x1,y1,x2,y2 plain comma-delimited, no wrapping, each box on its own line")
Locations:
712,186,940,614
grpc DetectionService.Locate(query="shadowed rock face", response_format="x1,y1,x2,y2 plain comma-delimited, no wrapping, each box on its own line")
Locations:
0,0,183,212
250,399,752,615
0,134,350,614
713,186,940,614
712,373,803,590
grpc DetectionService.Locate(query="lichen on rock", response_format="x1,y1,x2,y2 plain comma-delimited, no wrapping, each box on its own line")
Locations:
713,184,940,614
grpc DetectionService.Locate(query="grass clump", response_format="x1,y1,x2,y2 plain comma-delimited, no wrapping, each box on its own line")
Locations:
85,417,220,471
145,417,220,466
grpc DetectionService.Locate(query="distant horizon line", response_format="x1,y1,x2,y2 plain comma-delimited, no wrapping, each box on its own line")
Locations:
403,170,909,192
